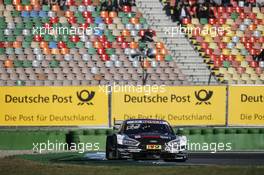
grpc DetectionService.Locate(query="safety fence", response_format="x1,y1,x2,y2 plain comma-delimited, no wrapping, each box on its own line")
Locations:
0,85,263,127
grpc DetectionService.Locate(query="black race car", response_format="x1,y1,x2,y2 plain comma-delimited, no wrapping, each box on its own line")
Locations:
106,119,188,161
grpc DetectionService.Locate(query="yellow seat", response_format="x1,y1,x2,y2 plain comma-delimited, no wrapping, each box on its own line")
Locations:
209,42,217,49
252,7,260,13
191,18,200,25
222,36,231,43
257,25,264,32
241,61,249,68
204,35,213,43
260,74,264,81
236,55,244,62
219,67,227,74
228,67,236,75
236,42,245,49
236,31,244,37
226,31,235,37
222,48,231,55
250,74,259,81
257,13,264,20
231,48,239,55
232,73,240,81
226,19,234,25
241,73,250,81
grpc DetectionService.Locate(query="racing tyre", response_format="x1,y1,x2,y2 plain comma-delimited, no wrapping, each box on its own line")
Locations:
106,136,121,160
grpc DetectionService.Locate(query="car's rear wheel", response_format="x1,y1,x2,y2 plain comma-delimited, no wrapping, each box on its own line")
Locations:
106,135,121,160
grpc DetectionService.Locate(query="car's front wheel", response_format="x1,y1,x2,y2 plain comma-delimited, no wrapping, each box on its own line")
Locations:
106,135,121,160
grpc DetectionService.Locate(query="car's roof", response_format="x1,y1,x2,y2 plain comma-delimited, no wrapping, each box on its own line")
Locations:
124,119,169,124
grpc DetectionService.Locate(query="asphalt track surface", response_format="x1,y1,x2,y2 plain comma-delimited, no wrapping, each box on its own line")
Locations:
82,152,264,166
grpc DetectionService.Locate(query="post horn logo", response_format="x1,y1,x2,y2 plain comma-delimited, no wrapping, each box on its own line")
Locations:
76,90,95,106
194,89,213,105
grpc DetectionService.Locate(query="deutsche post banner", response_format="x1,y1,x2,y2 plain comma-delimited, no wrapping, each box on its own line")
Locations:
0,86,108,126
229,86,264,126
112,86,226,126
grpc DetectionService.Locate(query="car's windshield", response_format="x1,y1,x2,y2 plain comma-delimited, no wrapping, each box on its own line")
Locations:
123,122,173,135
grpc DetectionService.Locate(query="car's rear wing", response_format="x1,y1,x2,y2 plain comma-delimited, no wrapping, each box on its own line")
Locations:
113,118,123,130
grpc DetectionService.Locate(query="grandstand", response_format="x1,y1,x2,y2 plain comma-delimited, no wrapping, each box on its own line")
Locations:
0,0,263,86
0,0,189,86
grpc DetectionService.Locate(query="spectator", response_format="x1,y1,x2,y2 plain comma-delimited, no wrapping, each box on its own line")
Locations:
178,3,191,21
101,0,114,11
139,29,154,43
197,3,208,19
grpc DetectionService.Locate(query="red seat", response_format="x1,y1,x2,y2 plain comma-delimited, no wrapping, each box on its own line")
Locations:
82,0,92,5
101,54,109,61
250,61,258,68
97,48,106,55
83,11,92,18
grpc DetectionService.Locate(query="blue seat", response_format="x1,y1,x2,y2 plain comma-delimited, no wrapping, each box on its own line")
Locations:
95,17,103,24
49,41,57,49
39,11,48,18
30,11,38,18
21,11,30,18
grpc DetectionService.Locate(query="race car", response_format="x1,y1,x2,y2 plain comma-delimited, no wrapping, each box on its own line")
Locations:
106,119,188,161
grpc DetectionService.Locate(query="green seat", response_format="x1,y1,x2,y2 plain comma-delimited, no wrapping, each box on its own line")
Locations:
11,11,20,17
42,5,50,11
21,0,30,5
76,42,84,48
44,34,52,42
53,35,62,42
223,61,230,68
49,60,60,68
127,12,136,18
34,21,43,28
6,48,14,54
231,12,239,20
74,12,83,18
88,48,96,55
52,23,62,28
165,55,173,61
139,42,147,49
0,32,4,41
22,42,31,48
62,35,69,42
104,29,112,36
4,0,12,5
14,60,23,68
7,36,16,42
66,41,75,49
25,21,33,29
16,80,25,86
118,12,125,18
106,48,115,55
23,60,32,68
77,17,85,24
200,18,208,25
139,17,146,24
24,35,33,42
14,28,22,36
61,23,71,28
41,17,50,23
16,23,24,29
122,17,129,24
92,11,100,18
0,22,7,29
0,48,4,55
107,35,115,42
